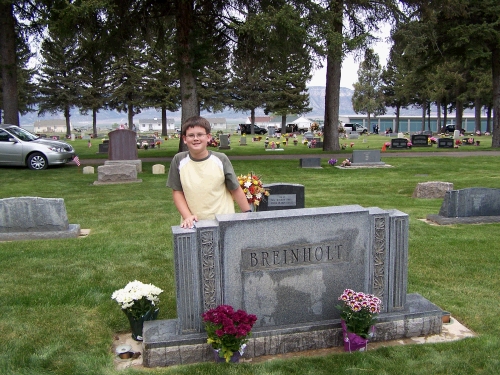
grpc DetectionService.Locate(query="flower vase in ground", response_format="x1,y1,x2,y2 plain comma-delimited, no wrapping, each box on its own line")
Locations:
341,319,373,352
213,346,245,363
124,308,159,341
202,305,257,363
337,289,381,353
111,280,163,342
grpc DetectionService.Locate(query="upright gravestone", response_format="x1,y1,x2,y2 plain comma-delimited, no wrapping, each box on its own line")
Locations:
143,205,444,367
257,183,304,211
0,197,80,241
391,138,408,149
411,134,430,147
240,137,247,146
351,150,385,166
437,138,454,148
108,129,138,160
268,127,276,137
218,134,230,150
427,188,500,225
106,129,142,172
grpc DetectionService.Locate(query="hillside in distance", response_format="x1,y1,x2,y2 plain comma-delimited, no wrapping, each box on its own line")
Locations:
19,86,435,128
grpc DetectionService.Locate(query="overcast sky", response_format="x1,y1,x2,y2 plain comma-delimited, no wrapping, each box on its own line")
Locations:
308,26,392,89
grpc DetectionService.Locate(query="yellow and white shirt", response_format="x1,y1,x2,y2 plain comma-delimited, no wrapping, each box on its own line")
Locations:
167,151,239,220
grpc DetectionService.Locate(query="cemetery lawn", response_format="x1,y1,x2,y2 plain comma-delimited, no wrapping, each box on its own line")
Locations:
74,133,498,159
1,154,499,375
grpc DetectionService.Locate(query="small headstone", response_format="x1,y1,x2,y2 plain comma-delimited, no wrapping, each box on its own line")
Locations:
240,137,247,145
108,129,138,160
268,127,275,137
398,132,404,138
83,166,95,174
258,183,304,211
104,160,142,173
94,164,142,185
427,188,500,225
98,143,109,154
437,138,454,148
348,133,359,139
299,158,321,168
152,164,165,174
0,197,80,241
453,130,461,139
439,188,500,217
411,134,430,147
218,134,230,150
412,181,453,199
351,150,385,166
391,138,408,149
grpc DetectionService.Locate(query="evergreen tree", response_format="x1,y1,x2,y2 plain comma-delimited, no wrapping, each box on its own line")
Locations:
352,49,385,128
143,32,180,136
37,30,81,136
107,34,147,130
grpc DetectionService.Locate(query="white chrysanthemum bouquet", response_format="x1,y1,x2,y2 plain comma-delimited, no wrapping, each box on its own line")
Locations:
111,280,163,319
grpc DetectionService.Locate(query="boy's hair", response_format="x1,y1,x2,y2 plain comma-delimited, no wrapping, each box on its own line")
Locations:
181,116,211,136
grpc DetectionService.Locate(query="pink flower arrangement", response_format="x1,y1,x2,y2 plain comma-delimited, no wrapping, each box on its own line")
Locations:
202,305,257,362
337,289,381,338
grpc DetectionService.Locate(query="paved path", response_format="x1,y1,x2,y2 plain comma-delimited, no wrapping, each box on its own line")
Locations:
77,150,500,165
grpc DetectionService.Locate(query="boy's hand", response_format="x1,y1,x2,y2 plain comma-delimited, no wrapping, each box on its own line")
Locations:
181,215,198,229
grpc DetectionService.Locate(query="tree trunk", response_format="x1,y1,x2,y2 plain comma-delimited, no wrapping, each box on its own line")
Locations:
442,102,448,133
474,97,482,133
127,103,134,130
162,106,168,136
395,105,400,133
455,100,463,131
281,114,286,134
64,106,71,137
0,2,19,125
491,46,500,147
92,108,97,138
421,105,425,132
427,103,431,131
250,108,256,135
486,106,492,133
322,0,342,152
436,99,441,132
177,0,199,152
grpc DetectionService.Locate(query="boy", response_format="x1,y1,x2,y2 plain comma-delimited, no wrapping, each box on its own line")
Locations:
167,116,251,228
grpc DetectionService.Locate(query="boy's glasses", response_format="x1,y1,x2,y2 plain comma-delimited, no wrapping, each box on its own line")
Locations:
185,133,208,139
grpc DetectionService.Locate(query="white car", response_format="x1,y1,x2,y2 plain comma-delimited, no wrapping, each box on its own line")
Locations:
0,124,76,170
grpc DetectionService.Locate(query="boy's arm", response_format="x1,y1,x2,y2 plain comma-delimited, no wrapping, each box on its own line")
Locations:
172,190,198,228
230,187,252,212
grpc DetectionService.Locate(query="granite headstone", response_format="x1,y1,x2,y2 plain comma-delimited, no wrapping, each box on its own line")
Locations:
257,183,304,211
351,150,385,166
108,129,138,160
411,134,430,147
218,134,230,150
437,138,454,148
142,205,444,367
391,138,408,149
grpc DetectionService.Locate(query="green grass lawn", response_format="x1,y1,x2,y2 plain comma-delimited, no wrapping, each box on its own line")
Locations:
74,132,497,160
1,146,499,374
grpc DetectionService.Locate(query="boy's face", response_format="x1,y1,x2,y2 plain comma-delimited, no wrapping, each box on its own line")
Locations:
183,125,211,155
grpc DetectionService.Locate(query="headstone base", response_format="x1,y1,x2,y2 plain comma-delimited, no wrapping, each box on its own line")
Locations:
0,224,81,241
426,214,500,225
142,293,443,367
104,159,142,173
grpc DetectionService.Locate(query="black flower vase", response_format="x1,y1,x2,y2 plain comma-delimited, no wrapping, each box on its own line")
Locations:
124,308,159,341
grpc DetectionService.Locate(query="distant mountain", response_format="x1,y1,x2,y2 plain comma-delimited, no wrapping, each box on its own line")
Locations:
18,86,463,128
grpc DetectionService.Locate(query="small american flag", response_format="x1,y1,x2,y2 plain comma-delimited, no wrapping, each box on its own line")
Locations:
73,155,81,166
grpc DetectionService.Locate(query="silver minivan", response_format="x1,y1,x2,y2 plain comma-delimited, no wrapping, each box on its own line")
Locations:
0,124,76,170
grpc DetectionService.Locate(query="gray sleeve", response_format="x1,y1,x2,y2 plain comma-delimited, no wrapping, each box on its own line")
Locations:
215,152,240,191
166,153,183,191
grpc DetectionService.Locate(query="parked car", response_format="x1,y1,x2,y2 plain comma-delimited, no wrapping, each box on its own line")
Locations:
0,124,76,170
343,123,368,134
444,124,455,133
239,124,267,135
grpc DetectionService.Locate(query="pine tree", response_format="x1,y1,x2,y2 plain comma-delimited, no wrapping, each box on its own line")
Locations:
352,49,385,129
